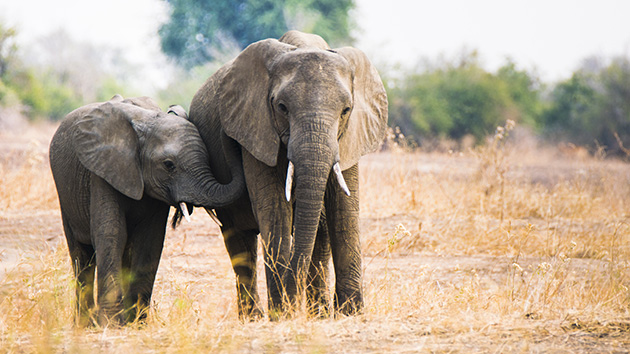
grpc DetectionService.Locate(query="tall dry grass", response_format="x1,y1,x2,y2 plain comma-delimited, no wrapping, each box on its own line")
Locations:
1,122,629,352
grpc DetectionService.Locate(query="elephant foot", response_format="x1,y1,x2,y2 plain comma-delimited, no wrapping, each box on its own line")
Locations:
238,303,264,322
97,311,126,328
76,309,97,327
306,289,331,319
334,291,364,317
307,303,331,319
96,303,127,327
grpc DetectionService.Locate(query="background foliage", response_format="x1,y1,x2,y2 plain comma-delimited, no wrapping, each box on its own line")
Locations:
158,0,355,68
386,52,630,154
1,1,630,155
0,25,134,121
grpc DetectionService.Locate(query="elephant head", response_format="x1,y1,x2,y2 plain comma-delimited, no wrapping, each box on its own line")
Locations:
72,97,244,217
216,32,388,294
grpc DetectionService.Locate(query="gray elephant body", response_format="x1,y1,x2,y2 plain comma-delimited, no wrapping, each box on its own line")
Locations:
189,31,388,319
50,95,244,325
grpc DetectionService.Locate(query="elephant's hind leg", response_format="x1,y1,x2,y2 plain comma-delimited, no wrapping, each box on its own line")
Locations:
221,225,263,320
63,218,96,326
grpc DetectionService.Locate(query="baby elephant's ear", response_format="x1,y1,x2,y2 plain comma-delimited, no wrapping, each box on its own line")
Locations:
73,102,144,200
167,105,188,119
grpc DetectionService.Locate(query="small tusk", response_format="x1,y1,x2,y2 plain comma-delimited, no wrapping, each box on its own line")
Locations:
333,162,351,196
285,161,294,202
205,208,223,227
179,202,191,222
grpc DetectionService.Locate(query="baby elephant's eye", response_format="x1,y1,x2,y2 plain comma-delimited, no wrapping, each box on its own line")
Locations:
278,103,289,114
342,107,351,116
163,160,176,172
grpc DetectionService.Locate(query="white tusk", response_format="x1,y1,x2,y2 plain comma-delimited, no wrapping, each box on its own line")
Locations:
205,208,223,227
333,162,351,196
285,161,294,202
179,202,191,222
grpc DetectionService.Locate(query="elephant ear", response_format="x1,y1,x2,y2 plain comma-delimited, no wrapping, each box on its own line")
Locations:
167,105,188,119
109,94,124,103
73,102,145,200
219,39,296,167
336,47,389,170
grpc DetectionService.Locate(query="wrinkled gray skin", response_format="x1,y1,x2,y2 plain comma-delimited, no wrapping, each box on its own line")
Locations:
49,95,244,326
189,31,388,319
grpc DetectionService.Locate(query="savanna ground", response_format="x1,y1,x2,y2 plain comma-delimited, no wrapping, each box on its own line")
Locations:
1,121,629,353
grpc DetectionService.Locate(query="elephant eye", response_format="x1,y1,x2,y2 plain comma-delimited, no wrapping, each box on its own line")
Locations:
163,160,176,172
278,103,289,115
342,107,351,116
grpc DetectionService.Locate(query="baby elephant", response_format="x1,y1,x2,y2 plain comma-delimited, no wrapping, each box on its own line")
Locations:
50,95,244,326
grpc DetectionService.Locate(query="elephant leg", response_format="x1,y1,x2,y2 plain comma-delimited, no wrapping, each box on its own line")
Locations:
123,204,169,323
219,223,263,320
63,217,96,326
325,163,363,315
242,150,293,317
90,177,127,326
306,210,331,318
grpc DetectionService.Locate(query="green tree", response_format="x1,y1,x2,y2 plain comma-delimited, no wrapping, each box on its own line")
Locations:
388,54,518,143
7,68,82,120
0,23,18,79
542,57,630,154
158,0,355,68
542,72,597,142
496,60,543,129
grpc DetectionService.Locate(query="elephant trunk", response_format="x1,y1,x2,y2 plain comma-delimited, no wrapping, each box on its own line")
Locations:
285,115,338,305
172,132,245,226
192,133,245,208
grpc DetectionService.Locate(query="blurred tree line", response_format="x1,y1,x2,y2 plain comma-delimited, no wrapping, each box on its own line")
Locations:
0,23,134,121
386,52,630,154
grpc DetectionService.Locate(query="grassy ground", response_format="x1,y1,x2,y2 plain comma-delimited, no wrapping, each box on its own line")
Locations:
0,122,629,353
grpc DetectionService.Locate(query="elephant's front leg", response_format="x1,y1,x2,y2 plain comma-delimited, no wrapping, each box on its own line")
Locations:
90,176,128,326
325,163,363,315
123,203,170,323
242,150,293,317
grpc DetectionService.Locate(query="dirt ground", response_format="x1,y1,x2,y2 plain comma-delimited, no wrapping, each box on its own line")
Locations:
2,204,629,352
1,122,630,353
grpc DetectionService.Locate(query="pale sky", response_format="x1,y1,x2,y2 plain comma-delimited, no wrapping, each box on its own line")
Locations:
1,0,629,90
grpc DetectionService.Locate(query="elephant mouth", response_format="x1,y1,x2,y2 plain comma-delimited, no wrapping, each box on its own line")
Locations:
176,201,222,227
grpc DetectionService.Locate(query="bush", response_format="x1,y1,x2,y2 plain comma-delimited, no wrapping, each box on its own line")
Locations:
542,57,630,155
387,56,541,146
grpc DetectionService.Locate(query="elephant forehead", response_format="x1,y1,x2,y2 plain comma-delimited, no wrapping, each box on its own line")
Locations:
147,117,200,145
274,49,352,77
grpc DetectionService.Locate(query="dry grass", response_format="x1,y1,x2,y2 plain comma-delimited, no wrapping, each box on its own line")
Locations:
1,122,629,353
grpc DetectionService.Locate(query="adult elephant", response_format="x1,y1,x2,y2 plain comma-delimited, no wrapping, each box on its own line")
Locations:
49,95,244,325
189,31,388,319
